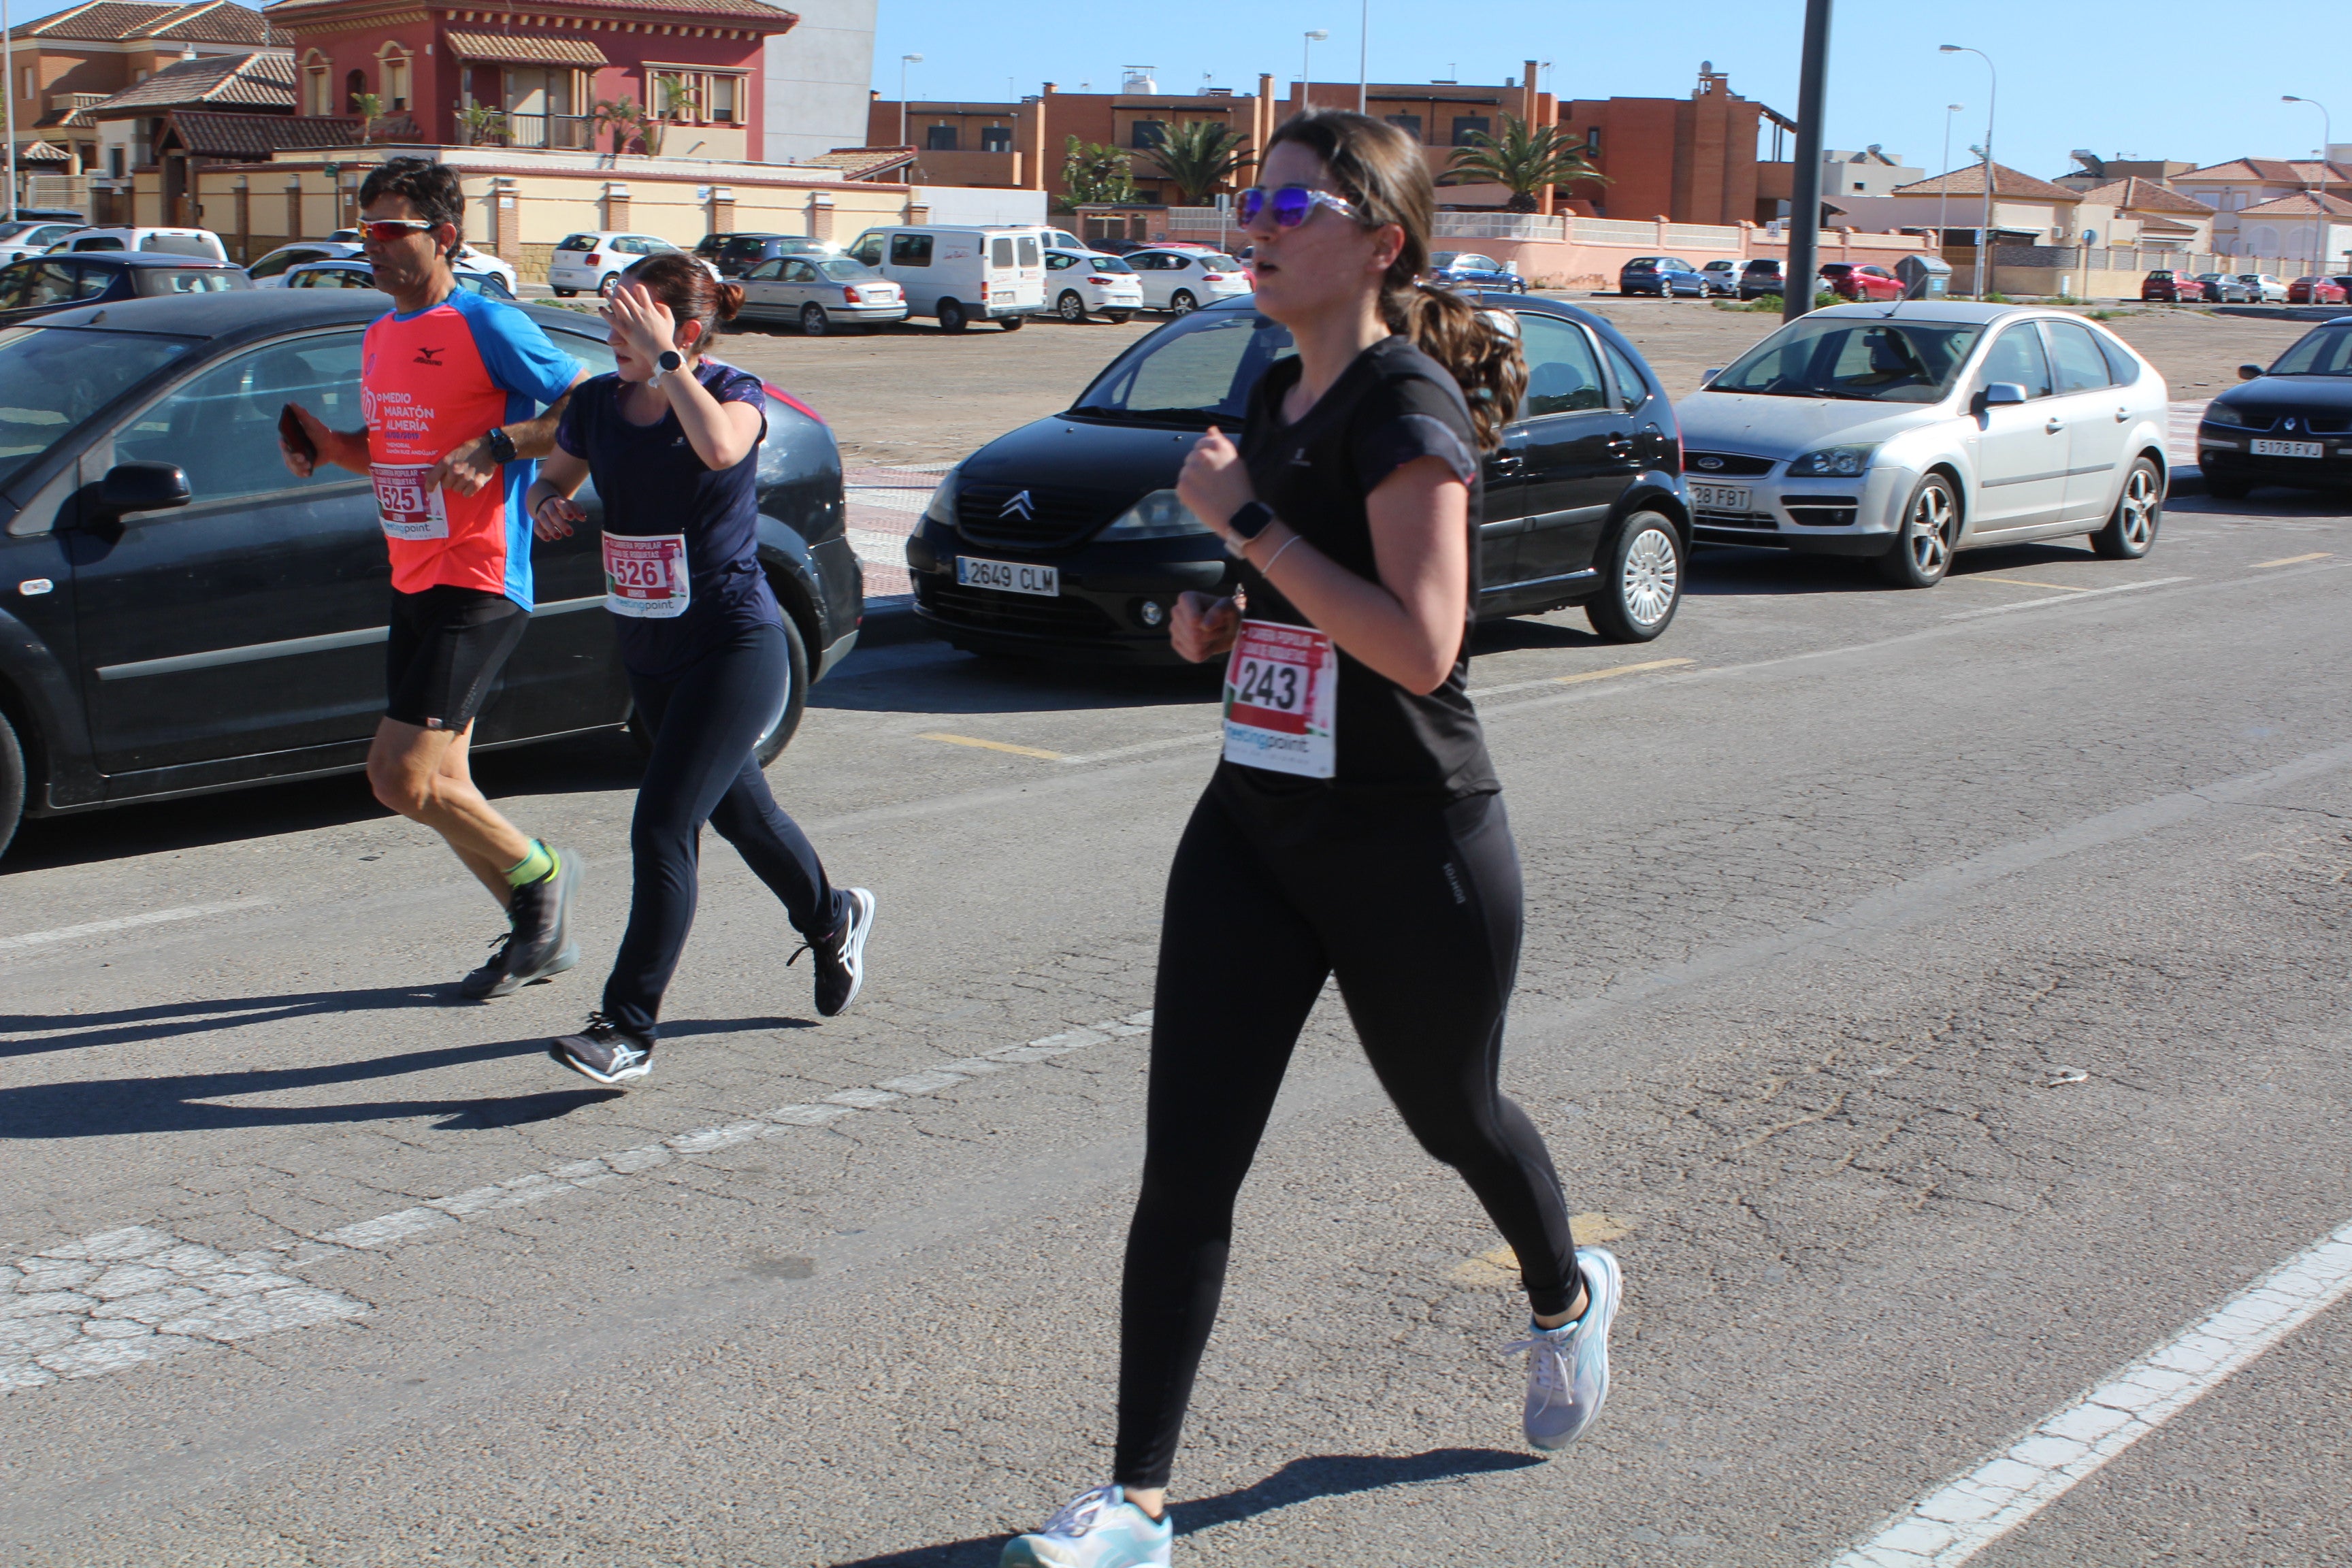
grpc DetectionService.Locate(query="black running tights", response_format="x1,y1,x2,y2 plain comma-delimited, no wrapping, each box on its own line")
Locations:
1112,775,1577,1490
602,621,835,1039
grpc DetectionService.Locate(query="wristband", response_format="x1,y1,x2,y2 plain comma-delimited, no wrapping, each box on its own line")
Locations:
1254,532,1303,579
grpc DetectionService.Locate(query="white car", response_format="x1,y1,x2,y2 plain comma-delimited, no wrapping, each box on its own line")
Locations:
1676,302,2169,587
248,240,517,293
48,226,227,262
1043,248,1143,323
2234,273,2290,304
0,219,85,265
547,231,700,297
1124,248,1252,314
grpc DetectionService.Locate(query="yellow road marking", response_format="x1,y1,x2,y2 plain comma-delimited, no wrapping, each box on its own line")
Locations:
2251,551,2334,569
917,732,1066,761
1550,657,1696,687
1967,576,2094,592
1448,1215,1637,1286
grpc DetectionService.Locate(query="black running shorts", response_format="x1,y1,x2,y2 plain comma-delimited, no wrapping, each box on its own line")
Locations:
384,585,529,732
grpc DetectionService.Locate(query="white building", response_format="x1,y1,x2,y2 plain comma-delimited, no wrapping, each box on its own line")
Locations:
2230,190,2352,273
1822,146,1922,199
762,0,875,165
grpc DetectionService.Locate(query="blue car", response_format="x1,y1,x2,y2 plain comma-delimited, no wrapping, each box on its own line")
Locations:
1428,250,1528,293
1618,255,1706,298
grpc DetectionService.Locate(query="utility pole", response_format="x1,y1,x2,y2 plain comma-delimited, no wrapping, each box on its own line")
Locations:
897,54,922,151
1936,103,1962,267
1783,0,1831,323
1303,30,1328,114
4,0,17,223
1942,45,1997,297
1357,0,1367,114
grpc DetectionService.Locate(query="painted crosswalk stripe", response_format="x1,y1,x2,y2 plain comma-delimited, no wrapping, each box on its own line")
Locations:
0,899,272,954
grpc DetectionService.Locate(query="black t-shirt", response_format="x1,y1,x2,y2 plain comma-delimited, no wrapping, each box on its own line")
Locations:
1230,335,1499,800
555,360,781,679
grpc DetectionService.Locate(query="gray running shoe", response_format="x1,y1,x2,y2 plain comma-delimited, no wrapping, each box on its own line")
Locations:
502,848,579,981
1001,1485,1171,1568
549,1013,654,1084
789,887,875,1018
1507,1245,1623,1453
459,933,578,1001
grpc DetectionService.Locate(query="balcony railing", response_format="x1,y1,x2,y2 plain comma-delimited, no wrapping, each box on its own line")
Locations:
503,113,596,151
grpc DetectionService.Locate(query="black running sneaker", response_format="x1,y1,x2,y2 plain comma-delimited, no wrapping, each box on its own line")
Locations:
550,1013,655,1084
477,848,578,998
789,887,875,1018
457,926,580,1001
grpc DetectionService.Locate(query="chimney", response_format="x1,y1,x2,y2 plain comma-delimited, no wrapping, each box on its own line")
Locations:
1041,82,1056,96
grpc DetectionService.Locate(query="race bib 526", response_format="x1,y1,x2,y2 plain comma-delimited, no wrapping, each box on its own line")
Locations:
603,533,691,620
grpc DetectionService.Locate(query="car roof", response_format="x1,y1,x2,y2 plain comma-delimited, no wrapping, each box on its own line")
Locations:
22,290,604,346
1797,300,2042,325
30,251,242,268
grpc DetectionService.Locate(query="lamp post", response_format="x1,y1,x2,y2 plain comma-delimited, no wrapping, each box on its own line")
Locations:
3,0,16,223
1935,102,1963,263
1357,0,1368,114
1303,30,1328,113
1782,0,1831,323
2283,95,2332,282
897,53,923,150
1940,45,1996,298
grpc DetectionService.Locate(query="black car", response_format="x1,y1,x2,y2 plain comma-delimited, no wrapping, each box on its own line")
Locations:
0,253,251,325
905,294,1688,663
0,291,862,855
2198,318,2352,499
1736,258,1786,300
1428,251,1528,293
1618,256,1706,298
693,231,841,278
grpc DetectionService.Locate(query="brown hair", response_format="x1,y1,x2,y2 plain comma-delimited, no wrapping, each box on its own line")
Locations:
1263,109,1526,451
619,251,743,353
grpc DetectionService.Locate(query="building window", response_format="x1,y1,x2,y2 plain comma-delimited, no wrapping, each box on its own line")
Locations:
109,145,125,178
926,124,958,151
376,46,412,112
1450,116,1491,146
710,73,738,125
644,67,750,127
981,125,1011,153
1384,113,1422,142
346,69,366,114
1131,120,1166,150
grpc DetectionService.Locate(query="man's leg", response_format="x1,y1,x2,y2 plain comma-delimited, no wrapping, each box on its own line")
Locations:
366,716,532,902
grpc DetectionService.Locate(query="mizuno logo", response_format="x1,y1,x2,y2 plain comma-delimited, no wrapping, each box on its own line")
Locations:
1000,489,1035,520
413,346,444,365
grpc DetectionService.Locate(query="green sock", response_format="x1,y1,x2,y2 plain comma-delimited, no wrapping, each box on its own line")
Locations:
504,840,555,888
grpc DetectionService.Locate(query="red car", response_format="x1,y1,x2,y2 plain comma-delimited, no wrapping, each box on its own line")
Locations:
2142,270,2206,302
1819,262,1904,301
2287,275,2349,304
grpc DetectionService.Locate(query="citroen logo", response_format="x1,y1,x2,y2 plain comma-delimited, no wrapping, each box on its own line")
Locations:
1000,489,1035,521
1695,455,1724,470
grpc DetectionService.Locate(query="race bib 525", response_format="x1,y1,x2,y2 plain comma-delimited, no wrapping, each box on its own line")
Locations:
370,463,448,542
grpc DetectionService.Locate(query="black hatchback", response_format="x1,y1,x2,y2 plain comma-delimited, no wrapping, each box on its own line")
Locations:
2198,318,2352,499
0,291,862,855
904,295,1690,664
0,252,251,325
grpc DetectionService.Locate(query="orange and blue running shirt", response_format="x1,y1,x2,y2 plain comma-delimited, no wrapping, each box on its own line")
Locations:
361,287,583,609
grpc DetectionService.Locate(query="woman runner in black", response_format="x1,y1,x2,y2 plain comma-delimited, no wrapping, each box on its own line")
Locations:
1002,112,1620,1568
530,255,875,1085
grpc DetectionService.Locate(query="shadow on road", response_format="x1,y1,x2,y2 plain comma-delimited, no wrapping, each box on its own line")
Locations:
813,643,1220,718
828,1448,1544,1567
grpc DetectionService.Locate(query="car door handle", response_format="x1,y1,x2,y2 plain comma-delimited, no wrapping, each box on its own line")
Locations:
2114,407,2129,423
1489,453,1525,474
2044,418,2065,434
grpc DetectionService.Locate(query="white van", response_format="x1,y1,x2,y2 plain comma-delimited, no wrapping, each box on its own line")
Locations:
49,226,229,262
843,225,1047,332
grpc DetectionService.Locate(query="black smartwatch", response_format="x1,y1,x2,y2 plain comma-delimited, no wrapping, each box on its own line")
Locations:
1227,500,1277,541
484,426,517,465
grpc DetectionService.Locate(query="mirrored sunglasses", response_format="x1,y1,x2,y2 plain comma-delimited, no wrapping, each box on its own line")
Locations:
359,218,438,245
1237,184,1360,229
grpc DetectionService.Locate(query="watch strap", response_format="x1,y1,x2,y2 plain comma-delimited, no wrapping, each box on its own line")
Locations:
485,426,517,465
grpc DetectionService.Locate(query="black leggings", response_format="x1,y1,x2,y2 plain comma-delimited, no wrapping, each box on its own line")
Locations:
602,621,836,1039
1113,771,1577,1490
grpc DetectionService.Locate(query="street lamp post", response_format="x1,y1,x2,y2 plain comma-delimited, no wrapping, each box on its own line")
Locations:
2283,95,2332,284
1935,102,1963,265
4,0,16,223
1782,0,1832,323
1357,0,1368,114
897,53,923,151
1940,45,1997,298
1303,30,1328,114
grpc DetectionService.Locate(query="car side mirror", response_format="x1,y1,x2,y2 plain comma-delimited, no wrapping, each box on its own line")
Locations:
94,460,192,521
1701,366,1724,385
2238,363,2265,381
1980,382,2027,408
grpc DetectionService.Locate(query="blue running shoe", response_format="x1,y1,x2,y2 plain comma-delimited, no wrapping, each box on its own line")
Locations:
1507,1245,1623,1453
1001,1484,1171,1568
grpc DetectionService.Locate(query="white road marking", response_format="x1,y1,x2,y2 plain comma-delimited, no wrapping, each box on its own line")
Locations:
1941,577,2191,621
0,900,272,955
1825,1215,2352,1567
0,1012,1151,1393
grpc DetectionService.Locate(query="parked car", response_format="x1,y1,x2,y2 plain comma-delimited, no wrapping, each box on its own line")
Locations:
0,253,252,325
2236,273,2291,303
2194,272,2254,303
1819,263,1904,302
904,292,1690,662
10,207,86,225
1043,247,1143,323
693,231,841,278
1428,251,1528,293
47,226,229,262
281,259,516,299
1618,256,1706,297
1698,259,1741,297
2331,274,2352,299
736,253,907,334
0,289,862,858
2142,270,2206,302
1123,248,1252,314
0,219,87,265
1674,302,2168,587
547,231,691,297
1737,258,1787,299
2196,317,2352,500
2286,275,2347,304
249,240,515,292
843,225,1049,331
1087,237,1148,256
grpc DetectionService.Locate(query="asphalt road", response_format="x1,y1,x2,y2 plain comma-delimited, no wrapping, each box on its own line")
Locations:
3,494,2349,1567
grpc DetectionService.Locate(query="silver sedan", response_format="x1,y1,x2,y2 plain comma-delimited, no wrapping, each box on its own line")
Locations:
738,255,908,336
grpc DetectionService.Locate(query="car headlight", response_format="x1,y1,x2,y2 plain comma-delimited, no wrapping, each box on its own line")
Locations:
921,465,960,526
1096,487,1211,540
1786,444,1878,478
2200,402,2253,428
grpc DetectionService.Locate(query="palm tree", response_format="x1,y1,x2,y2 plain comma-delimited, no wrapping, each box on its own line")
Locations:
1447,114,1605,214
593,97,642,161
1059,136,1137,208
1147,119,1252,206
641,74,693,156
350,91,387,142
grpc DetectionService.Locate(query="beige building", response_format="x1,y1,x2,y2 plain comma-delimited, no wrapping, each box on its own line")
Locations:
1825,161,2085,244
8,0,283,180
2229,190,2352,274
2067,176,2215,251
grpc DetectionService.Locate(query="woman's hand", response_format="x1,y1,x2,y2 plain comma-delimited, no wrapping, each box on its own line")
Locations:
602,280,680,367
532,491,586,542
1175,425,1256,542
1170,591,1241,664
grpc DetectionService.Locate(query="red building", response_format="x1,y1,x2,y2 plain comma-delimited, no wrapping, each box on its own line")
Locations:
260,0,796,159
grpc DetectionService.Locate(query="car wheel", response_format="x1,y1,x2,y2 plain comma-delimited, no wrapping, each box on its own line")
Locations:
598,273,620,299
1057,290,1088,323
1171,289,1198,314
1586,512,1684,642
553,287,576,298
1878,472,1961,588
1000,313,1024,331
626,612,807,766
0,705,22,859
800,303,830,337
2091,457,2163,559
937,298,968,333
1105,312,1134,324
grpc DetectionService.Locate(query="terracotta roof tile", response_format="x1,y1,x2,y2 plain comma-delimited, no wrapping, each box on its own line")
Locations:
2238,189,2352,217
2074,176,2214,215
2180,157,2352,184
265,0,793,23
803,145,917,179
443,31,610,67
84,48,295,116
12,1,282,44
1891,161,2080,201
163,109,356,157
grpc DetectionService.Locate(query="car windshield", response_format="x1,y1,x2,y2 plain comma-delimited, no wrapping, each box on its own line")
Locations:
2264,325,2352,375
136,269,242,295
1083,255,1134,273
1708,315,1985,403
0,325,194,490
1071,308,1294,425
1198,254,1242,271
555,234,598,251
815,258,879,281
0,221,35,242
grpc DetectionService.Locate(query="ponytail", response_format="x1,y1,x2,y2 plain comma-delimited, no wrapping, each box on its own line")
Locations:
1384,280,1524,452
